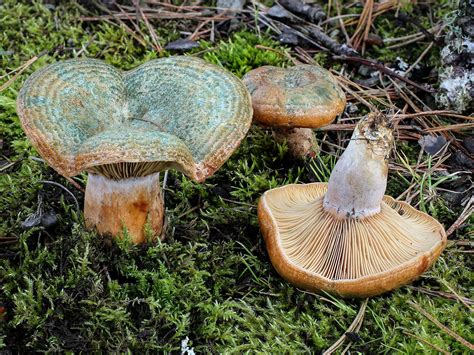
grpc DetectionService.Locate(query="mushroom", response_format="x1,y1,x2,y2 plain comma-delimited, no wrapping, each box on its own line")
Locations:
17,57,252,244
242,65,346,158
258,113,447,297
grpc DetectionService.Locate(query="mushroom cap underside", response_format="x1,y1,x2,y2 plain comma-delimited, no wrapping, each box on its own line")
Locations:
17,57,252,182
243,65,346,128
258,183,447,298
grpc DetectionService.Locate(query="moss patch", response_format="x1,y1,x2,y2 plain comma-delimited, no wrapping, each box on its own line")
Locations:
1,0,472,353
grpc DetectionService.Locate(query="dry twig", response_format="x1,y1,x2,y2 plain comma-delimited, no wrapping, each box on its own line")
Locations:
447,196,474,237
323,298,369,354
332,55,434,93
402,330,451,355
0,48,52,92
409,286,474,307
409,301,474,351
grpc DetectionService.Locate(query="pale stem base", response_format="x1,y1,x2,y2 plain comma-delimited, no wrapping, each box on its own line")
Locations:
323,114,393,219
84,173,164,244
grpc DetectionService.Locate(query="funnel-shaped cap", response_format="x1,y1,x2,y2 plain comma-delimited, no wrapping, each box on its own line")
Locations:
17,57,252,182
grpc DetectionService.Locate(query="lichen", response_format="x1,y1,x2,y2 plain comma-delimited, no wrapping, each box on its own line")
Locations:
436,0,474,112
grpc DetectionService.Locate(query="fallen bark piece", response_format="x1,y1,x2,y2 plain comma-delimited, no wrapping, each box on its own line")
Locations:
165,39,199,52
267,4,293,20
305,26,359,56
279,0,326,23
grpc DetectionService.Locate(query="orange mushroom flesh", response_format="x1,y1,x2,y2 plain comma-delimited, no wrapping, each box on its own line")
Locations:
243,65,346,158
258,113,447,297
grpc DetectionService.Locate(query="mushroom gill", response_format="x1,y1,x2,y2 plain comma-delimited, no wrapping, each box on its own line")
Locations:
260,183,445,281
88,162,179,180
258,113,447,297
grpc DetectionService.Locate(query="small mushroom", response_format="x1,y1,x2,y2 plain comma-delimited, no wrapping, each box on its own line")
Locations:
258,113,447,297
17,57,252,243
243,65,346,158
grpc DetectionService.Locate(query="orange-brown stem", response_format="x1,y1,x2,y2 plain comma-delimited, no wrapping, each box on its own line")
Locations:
84,173,164,244
273,127,319,159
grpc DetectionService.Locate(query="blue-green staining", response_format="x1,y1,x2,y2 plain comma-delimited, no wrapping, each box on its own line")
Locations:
17,56,252,181
242,65,346,128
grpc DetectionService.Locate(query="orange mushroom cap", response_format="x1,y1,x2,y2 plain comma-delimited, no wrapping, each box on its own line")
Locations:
243,65,346,128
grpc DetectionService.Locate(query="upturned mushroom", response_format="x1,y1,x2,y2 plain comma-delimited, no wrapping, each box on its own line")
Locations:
243,65,346,158
258,113,447,297
17,57,252,244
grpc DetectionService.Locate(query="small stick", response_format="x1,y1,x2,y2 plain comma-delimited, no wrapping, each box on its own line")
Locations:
114,1,150,45
0,48,51,92
409,286,474,306
384,24,442,43
176,205,200,219
133,0,163,52
441,281,474,311
221,198,256,208
323,298,369,354
0,160,20,172
277,0,326,23
332,55,434,93
393,110,474,121
424,123,474,132
75,33,98,57
91,0,147,47
304,25,358,56
402,330,451,355
409,301,474,351
447,196,473,237
334,79,378,111
397,12,440,44
403,24,444,76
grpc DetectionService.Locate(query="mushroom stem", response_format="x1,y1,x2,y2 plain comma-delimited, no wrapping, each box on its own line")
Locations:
272,127,319,158
323,113,394,219
84,172,164,243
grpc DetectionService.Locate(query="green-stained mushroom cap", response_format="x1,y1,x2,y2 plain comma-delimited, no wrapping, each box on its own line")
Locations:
17,57,252,243
243,65,346,159
17,56,252,182
243,65,345,128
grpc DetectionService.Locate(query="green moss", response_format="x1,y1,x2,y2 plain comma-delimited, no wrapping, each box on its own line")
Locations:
1,0,472,353
203,32,291,77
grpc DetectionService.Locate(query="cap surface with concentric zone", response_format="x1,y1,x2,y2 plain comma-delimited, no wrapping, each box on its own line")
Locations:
243,65,345,128
17,56,252,182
